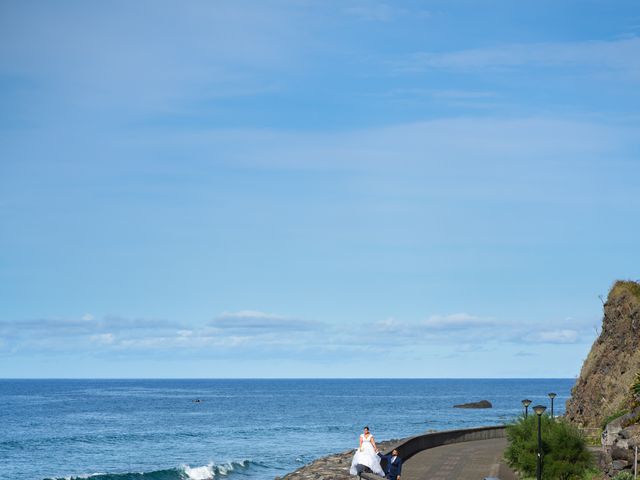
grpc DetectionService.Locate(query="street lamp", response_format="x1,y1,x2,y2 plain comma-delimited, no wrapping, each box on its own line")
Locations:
522,399,532,418
548,392,557,419
533,405,547,480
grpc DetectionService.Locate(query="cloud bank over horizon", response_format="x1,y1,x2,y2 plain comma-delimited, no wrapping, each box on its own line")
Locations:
0,307,598,377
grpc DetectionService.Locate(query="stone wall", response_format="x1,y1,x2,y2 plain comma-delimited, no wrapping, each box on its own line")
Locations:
601,407,640,478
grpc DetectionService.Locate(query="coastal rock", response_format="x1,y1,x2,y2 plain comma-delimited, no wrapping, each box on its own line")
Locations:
603,408,640,447
597,407,640,477
278,439,397,480
453,400,492,409
611,445,634,463
565,280,640,429
566,280,640,478
612,459,629,471
620,424,640,440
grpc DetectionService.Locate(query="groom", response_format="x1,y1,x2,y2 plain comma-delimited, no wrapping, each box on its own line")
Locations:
377,449,402,480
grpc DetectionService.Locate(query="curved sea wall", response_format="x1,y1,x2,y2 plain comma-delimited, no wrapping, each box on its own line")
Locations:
379,425,505,462
277,425,506,480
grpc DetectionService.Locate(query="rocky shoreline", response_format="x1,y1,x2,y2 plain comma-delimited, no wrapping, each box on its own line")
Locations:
276,439,399,480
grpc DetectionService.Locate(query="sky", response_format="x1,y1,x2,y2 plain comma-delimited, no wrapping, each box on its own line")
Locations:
1,0,639,378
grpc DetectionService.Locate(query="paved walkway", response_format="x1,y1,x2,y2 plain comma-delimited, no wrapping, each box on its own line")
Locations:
401,437,516,480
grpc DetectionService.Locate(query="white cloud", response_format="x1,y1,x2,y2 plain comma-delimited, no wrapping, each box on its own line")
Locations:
3,316,179,337
176,116,635,176
397,37,640,76
365,313,504,349
0,1,306,113
454,343,487,353
344,2,406,22
372,88,501,110
0,309,330,354
218,310,287,320
210,311,320,332
429,90,497,99
366,312,594,351
423,313,495,329
90,333,115,345
0,309,591,359
514,351,535,357
373,317,408,332
0,315,182,351
528,329,579,344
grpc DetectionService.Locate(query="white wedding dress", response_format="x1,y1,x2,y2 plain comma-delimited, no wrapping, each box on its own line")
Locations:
349,433,384,476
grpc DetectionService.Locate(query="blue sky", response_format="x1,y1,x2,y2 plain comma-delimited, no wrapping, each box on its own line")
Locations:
1,0,639,378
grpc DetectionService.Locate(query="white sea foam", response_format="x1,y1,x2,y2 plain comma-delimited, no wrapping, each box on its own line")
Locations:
216,460,248,475
182,464,215,480
61,473,105,480
182,460,251,479
216,464,231,476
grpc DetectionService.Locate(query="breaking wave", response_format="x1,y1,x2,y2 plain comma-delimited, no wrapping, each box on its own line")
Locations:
46,460,258,480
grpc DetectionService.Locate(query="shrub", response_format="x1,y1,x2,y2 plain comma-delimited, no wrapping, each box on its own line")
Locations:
612,471,634,480
505,415,593,480
631,372,640,406
581,467,603,480
632,372,640,394
610,280,640,301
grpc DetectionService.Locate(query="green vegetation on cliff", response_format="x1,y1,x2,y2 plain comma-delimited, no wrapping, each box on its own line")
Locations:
632,372,640,406
610,280,640,301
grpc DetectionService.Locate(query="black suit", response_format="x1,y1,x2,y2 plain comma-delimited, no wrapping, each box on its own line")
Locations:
378,453,402,480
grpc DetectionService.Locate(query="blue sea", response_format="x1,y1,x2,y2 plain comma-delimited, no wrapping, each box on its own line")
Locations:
0,379,573,480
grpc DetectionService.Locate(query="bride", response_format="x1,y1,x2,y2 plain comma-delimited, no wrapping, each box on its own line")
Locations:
349,426,384,476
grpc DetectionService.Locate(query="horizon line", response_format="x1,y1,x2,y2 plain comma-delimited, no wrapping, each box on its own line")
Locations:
0,376,576,380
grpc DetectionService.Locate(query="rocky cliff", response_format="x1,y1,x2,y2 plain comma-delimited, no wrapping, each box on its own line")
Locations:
566,280,640,429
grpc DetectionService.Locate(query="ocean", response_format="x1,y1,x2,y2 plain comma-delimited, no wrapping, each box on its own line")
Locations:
0,378,573,480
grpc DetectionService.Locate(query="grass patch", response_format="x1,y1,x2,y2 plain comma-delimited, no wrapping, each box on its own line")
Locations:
584,435,601,446
631,371,640,405
601,410,629,430
609,280,640,301
582,468,604,480
612,472,634,480
621,410,640,428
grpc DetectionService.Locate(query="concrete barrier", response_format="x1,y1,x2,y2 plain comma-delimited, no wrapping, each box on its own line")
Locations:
360,425,506,480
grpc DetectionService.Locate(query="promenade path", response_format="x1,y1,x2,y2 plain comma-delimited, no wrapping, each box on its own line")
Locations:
280,431,517,480
400,437,516,480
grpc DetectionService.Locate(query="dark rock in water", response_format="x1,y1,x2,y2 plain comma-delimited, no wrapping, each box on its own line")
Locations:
453,400,492,409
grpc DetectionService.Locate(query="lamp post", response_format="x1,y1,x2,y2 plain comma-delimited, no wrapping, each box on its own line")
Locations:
533,404,547,480
548,392,557,419
522,399,532,418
